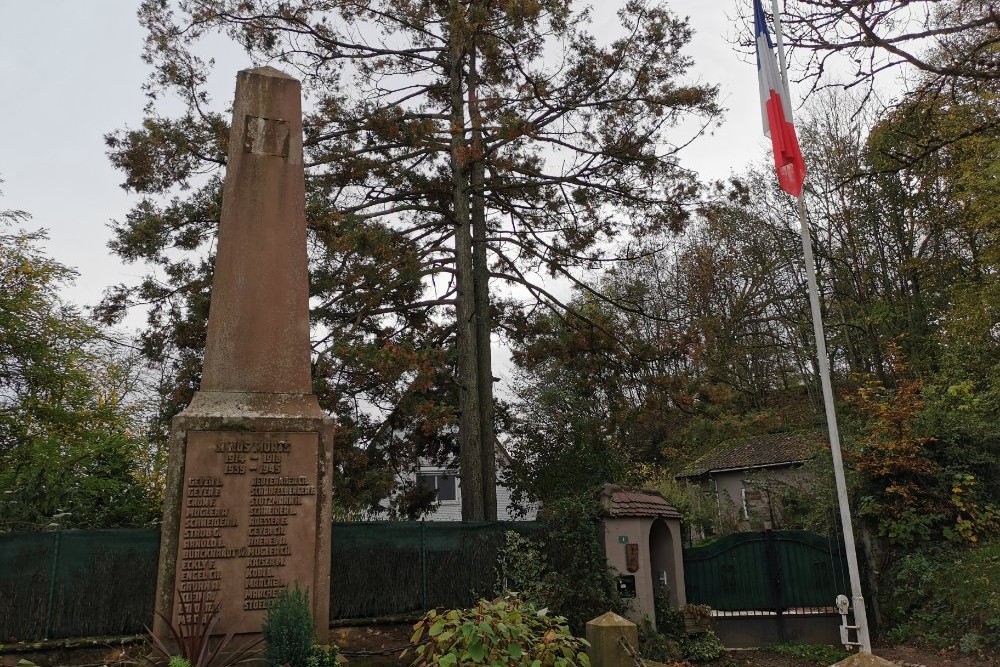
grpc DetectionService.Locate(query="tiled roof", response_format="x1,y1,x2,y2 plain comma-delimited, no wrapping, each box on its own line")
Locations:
597,484,682,518
677,431,826,478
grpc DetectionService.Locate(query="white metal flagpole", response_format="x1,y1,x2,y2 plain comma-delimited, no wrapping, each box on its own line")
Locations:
795,195,872,654
762,1,872,650
769,0,792,113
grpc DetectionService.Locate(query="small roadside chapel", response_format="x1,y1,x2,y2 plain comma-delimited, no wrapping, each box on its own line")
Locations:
596,484,686,629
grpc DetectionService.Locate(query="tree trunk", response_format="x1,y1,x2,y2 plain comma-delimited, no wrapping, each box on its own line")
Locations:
468,34,497,522
858,523,884,630
448,1,484,521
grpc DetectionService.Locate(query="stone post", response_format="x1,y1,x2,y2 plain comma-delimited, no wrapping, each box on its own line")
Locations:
153,66,333,643
586,612,639,667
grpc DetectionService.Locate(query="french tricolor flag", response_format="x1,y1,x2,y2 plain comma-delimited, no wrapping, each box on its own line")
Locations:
754,0,806,197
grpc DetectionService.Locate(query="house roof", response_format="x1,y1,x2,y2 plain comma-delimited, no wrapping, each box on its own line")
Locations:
677,431,826,479
597,484,682,519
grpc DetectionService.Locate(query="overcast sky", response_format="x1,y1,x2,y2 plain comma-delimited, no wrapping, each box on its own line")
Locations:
0,1,772,328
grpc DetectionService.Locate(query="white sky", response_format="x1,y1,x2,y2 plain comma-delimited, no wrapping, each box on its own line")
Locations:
0,1,772,325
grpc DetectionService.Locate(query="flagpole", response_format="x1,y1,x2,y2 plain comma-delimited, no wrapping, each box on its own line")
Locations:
795,195,872,654
769,0,792,102
757,2,871,648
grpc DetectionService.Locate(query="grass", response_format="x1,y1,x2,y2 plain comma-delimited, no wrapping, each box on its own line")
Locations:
769,643,850,665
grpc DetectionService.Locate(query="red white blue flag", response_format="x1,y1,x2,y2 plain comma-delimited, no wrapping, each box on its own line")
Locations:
754,0,806,197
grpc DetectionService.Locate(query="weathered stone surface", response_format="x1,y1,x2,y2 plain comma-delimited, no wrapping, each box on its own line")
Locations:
156,413,333,642
172,431,319,634
200,66,311,396
154,66,333,644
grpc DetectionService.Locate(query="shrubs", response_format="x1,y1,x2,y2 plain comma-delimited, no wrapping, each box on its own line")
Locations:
537,496,624,632
678,631,725,662
496,495,623,633
883,540,1000,651
145,586,340,667
640,586,723,663
638,618,724,663
652,585,683,637
407,594,590,666
263,587,314,667
304,645,341,667
262,587,340,667
637,617,680,663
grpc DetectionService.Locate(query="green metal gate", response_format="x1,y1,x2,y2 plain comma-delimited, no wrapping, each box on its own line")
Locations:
683,530,849,612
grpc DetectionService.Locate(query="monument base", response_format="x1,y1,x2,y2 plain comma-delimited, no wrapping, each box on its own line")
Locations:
154,390,333,644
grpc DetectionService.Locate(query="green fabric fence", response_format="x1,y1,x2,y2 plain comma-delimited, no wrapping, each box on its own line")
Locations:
0,522,538,642
0,528,160,642
328,521,539,619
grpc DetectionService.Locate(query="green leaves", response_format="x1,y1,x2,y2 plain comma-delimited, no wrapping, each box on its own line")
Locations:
494,503,624,636
428,618,448,637
262,587,314,667
0,220,160,531
410,594,590,667
884,541,1000,650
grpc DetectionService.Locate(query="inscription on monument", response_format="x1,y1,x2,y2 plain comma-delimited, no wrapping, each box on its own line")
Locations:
175,431,318,632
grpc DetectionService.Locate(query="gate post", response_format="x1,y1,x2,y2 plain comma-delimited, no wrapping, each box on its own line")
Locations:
586,612,638,667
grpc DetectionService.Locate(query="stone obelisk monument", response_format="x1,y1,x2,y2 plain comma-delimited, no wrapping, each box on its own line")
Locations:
154,67,333,641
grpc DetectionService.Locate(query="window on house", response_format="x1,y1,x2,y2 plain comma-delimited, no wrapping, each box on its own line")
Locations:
418,473,458,502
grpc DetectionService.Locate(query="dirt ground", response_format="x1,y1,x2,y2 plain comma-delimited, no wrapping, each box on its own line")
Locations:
1,625,995,667
719,645,997,667
331,623,998,667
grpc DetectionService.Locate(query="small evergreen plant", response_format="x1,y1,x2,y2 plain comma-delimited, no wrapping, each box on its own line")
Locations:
679,630,725,662
262,587,314,667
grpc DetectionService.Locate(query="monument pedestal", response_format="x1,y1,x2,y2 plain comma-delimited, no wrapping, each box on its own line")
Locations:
155,392,333,641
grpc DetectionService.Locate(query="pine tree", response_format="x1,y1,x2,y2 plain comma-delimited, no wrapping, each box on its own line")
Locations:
100,0,719,518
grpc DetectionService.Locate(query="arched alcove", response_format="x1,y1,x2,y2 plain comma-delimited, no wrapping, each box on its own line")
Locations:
649,518,679,607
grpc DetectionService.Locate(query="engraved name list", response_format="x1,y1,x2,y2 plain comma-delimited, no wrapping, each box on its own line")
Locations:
174,431,319,632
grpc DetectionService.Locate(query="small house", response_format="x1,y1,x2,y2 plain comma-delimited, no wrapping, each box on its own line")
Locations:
596,484,686,629
676,431,826,534
382,442,537,521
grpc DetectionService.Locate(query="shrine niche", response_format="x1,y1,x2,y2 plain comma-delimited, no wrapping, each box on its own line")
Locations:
597,484,686,630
